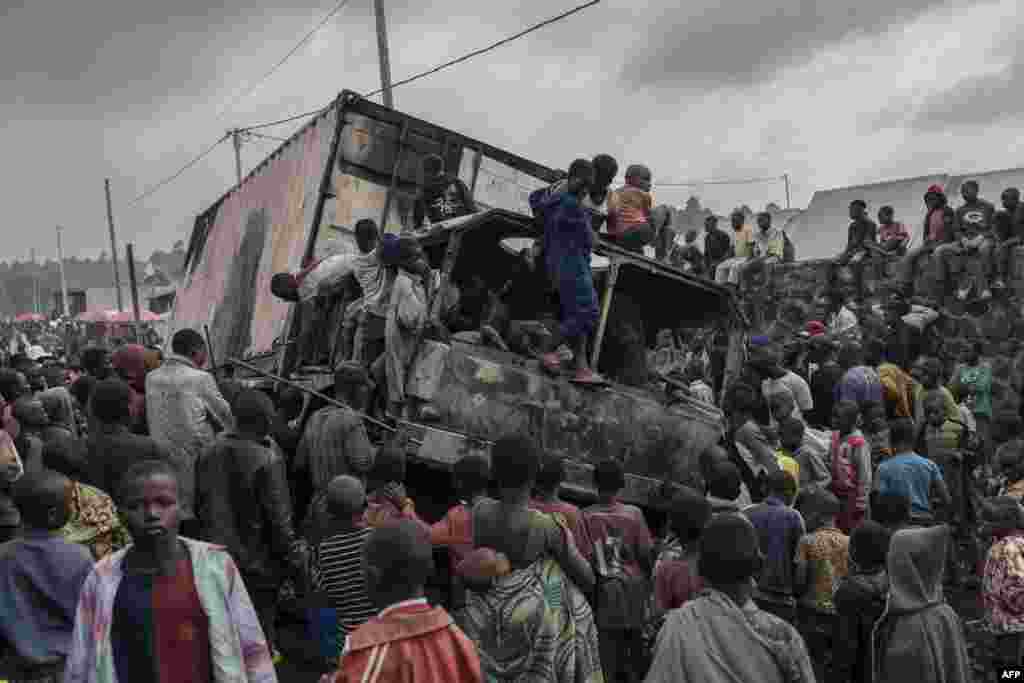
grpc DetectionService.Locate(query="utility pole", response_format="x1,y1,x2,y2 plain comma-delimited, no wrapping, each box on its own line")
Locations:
230,129,243,186
29,248,38,315
56,226,69,318
783,173,791,210
374,0,394,108
126,243,142,327
104,178,125,312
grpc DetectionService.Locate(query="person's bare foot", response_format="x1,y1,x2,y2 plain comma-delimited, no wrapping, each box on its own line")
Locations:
541,352,563,374
571,368,608,385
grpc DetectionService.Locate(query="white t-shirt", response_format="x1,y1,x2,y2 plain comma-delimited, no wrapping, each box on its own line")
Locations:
763,371,814,425
299,250,380,303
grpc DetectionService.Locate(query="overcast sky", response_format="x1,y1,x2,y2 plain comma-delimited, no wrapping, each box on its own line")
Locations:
3,0,1024,262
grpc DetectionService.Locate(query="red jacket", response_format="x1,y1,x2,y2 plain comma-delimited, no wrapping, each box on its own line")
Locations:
332,601,482,683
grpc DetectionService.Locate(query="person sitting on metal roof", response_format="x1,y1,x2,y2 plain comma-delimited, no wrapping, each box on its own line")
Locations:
413,154,476,231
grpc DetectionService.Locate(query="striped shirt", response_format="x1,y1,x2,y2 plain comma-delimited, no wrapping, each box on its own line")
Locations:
312,526,376,636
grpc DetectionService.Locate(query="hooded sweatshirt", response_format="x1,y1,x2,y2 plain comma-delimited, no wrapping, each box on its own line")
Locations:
875,526,971,683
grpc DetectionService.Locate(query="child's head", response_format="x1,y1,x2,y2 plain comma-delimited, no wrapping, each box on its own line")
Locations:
708,460,742,501
763,469,790,502
888,417,916,454
996,442,1024,482
624,164,652,192
961,179,980,203
768,391,796,423
878,205,894,224
699,445,729,485
923,391,947,429
423,154,445,180
778,416,805,453
871,491,911,530
232,389,275,439
535,456,567,497
592,154,619,190
797,488,841,531
371,440,408,487
981,496,1024,530
670,486,712,547
862,401,888,434
566,158,595,197
593,458,626,498
684,229,698,244
849,520,892,571
756,211,772,233
848,199,867,220
832,400,860,435
454,454,490,501
761,424,780,449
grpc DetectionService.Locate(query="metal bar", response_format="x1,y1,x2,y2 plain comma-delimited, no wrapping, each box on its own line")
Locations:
281,95,350,377
784,173,791,210
228,357,410,439
204,324,217,377
126,243,142,325
468,146,484,198
380,120,409,234
590,259,619,370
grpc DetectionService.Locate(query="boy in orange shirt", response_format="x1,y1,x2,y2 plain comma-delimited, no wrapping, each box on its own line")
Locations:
607,164,655,253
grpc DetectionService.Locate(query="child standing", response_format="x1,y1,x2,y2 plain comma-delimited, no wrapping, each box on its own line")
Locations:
833,521,892,683
583,458,654,683
829,400,872,534
795,489,851,611
429,454,491,610
862,400,892,469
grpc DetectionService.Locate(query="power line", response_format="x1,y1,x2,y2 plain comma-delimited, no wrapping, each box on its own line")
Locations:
363,0,601,98
242,0,602,132
129,134,231,206
215,0,354,119
655,175,785,188
246,131,289,143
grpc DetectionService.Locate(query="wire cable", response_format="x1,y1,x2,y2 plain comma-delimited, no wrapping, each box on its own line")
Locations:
362,0,600,98
129,134,231,206
215,0,354,119
655,175,785,188
242,0,601,132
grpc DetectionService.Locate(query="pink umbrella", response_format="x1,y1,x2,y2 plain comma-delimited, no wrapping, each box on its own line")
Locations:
76,309,118,323
14,313,45,322
111,309,161,323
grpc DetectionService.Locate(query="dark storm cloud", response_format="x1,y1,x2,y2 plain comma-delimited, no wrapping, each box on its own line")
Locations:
618,0,952,90
908,57,1024,130
0,0,330,113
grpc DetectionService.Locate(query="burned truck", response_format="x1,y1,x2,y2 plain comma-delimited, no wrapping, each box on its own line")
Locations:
171,90,741,506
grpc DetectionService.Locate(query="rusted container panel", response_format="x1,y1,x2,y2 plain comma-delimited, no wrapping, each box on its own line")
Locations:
408,340,724,504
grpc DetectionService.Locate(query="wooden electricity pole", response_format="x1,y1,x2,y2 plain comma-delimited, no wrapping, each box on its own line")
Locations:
374,0,394,108
104,179,125,311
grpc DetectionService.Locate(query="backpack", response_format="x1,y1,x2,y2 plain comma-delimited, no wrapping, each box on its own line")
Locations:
583,513,647,630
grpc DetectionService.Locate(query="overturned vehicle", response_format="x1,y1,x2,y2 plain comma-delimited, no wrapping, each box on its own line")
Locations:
170,90,741,506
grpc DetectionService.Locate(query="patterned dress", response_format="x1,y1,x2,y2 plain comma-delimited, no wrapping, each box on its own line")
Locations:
796,527,850,611
61,483,131,561
458,512,604,683
983,532,1024,633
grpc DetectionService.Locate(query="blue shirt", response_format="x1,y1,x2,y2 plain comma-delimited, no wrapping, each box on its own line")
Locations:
0,530,94,665
744,497,806,596
876,452,944,515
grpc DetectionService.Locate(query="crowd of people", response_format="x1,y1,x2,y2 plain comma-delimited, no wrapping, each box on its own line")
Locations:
0,323,1016,682
0,152,1022,683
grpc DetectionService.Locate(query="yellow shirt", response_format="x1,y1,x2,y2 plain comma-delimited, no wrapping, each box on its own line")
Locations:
733,225,755,258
